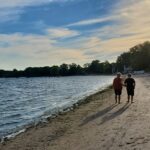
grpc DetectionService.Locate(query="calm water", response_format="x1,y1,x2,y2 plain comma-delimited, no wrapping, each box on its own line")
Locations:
0,76,114,138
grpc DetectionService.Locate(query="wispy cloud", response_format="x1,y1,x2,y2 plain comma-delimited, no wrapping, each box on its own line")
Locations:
0,27,86,69
47,28,80,39
0,8,24,22
0,0,73,23
67,16,113,27
67,0,150,57
0,0,71,8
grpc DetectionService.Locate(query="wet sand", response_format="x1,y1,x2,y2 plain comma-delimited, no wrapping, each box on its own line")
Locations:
1,76,150,150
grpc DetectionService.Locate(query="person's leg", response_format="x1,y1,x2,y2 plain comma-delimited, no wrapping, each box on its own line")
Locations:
115,95,117,103
114,90,118,103
131,89,134,103
127,95,130,102
127,88,130,102
118,90,122,104
131,96,134,103
118,95,121,104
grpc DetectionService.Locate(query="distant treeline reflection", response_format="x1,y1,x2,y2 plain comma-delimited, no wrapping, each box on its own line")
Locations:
0,41,150,77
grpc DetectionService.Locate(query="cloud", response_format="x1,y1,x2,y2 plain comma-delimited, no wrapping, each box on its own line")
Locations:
66,0,150,33
0,8,24,22
47,28,80,39
0,0,71,8
0,0,48,22
64,1,150,62
0,33,55,47
67,16,113,27
0,27,86,69
0,0,73,23
0,27,79,48
96,0,150,50
67,0,150,60
0,33,59,57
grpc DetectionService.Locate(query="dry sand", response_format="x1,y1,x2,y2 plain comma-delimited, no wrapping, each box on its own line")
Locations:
1,76,150,150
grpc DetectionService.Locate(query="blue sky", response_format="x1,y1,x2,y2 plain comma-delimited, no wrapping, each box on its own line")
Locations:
0,0,150,70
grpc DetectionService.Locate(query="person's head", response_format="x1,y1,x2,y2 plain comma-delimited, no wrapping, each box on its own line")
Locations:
117,72,121,78
128,73,132,78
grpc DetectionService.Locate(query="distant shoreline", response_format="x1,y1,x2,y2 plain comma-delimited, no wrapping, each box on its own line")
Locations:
0,74,113,78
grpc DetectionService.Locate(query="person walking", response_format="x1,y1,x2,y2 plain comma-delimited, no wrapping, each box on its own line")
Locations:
113,72,123,104
124,73,136,103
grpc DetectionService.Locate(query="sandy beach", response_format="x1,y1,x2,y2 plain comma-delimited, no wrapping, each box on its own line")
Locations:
1,76,150,150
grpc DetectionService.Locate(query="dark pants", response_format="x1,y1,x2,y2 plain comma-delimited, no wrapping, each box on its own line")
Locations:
114,89,122,95
127,88,134,96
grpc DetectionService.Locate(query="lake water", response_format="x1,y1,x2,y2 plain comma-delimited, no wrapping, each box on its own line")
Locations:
0,76,114,139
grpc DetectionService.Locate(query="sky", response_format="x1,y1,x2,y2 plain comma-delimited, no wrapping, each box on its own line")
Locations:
0,0,150,70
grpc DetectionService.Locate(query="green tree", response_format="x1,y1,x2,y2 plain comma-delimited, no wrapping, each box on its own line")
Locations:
59,64,69,76
88,60,101,74
68,63,78,75
116,52,131,72
50,66,59,76
103,61,112,74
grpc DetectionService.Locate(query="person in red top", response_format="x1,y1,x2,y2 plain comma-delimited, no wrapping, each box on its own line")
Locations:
113,72,123,104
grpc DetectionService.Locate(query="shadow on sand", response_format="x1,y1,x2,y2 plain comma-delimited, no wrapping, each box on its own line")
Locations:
99,103,131,125
79,104,117,126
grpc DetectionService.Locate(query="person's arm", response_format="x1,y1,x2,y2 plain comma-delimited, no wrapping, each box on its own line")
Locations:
124,79,127,87
113,79,115,88
121,78,124,87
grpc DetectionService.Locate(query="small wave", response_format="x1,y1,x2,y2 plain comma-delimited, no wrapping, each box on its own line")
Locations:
0,129,26,143
2,113,21,119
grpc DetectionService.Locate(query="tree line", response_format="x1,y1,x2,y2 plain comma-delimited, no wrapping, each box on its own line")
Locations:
116,41,150,72
0,60,114,77
0,41,149,77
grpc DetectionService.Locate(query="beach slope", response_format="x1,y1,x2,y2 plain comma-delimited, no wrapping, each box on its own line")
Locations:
1,77,150,150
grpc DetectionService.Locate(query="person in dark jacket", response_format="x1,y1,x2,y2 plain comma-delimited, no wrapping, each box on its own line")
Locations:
124,73,136,103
